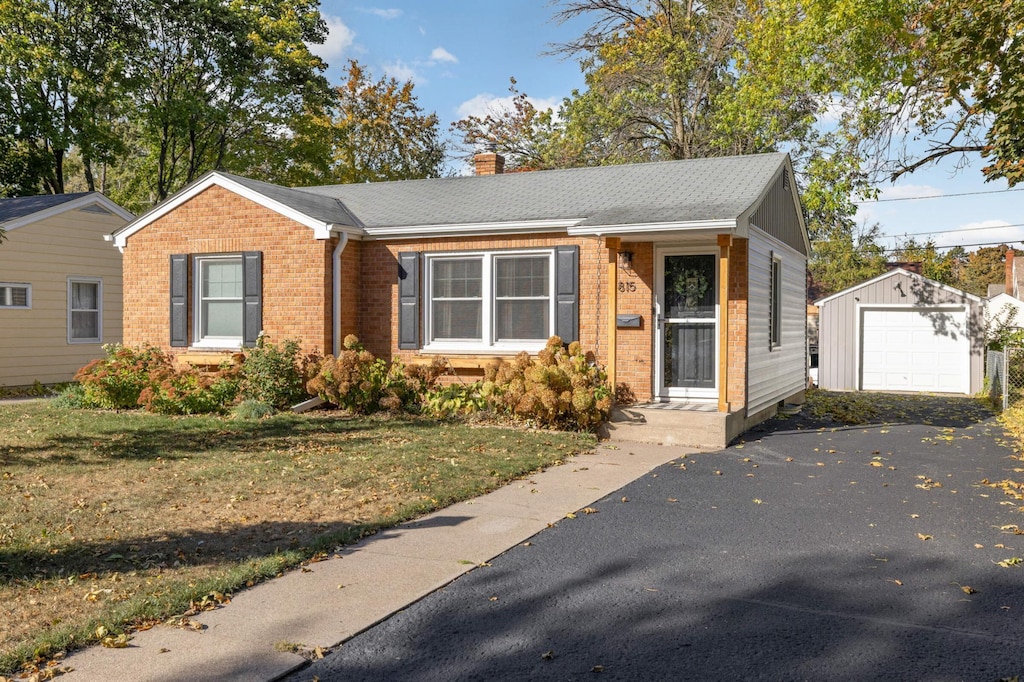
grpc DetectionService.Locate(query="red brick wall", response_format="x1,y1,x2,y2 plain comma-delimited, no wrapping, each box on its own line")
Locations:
122,186,334,354
356,234,667,396
616,242,654,400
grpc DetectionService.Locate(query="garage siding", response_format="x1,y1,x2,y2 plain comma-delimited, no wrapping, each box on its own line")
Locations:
817,270,984,394
746,228,807,415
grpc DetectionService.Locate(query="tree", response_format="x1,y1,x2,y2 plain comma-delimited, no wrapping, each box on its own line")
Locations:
107,0,331,211
958,245,1012,297
450,79,579,171
0,0,136,194
809,221,887,296
321,60,445,184
742,0,1024,186
889,238,958,285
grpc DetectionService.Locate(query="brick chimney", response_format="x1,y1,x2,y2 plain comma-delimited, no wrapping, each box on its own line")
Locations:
473,144,505,176
1006,248,1015,295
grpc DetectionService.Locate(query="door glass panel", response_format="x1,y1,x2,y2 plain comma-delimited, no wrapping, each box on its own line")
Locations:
665,255,715,319
662,254,716,390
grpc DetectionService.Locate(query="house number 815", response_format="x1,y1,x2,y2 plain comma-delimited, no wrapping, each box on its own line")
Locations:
618,282,636,293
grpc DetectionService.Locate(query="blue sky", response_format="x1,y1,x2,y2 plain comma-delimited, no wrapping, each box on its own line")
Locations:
313,1,1024,256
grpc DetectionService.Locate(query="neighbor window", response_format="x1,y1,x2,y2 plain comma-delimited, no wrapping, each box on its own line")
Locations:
195,255,244,345
68,278,101,343
426,251,553,349
0,283,30,308
770,254,782,348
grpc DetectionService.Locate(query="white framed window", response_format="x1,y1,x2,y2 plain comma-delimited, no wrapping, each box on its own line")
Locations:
0,283,31,309
425,250,554,352
770,254,782,348
193,254,244,347
68,277,101,343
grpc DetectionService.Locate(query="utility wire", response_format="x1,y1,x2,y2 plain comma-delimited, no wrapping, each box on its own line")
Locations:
854,187,1024,203
875,222,1024,239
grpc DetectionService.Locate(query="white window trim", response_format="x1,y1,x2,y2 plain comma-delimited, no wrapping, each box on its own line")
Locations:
192,254,245,350
67,277,102,344
423,249,556,354
770,253,782,349
0,282,32,309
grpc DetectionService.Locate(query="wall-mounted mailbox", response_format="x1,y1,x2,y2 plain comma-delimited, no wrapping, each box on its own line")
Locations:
616,314,642,328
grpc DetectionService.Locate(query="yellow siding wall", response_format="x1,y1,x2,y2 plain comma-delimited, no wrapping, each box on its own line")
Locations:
0,209,126,386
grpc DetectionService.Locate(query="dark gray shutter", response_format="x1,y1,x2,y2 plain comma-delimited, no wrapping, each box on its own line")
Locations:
242,251,262,347
554,245,579,344
398,252,419,350
169,254,188,347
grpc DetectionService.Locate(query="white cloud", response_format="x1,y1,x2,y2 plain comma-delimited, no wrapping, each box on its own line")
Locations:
879,184,943,201
383,60,421,84
455,93,561,120
429,47,458,64
937,219,1024,248
311,15,355,62
367,8,402,19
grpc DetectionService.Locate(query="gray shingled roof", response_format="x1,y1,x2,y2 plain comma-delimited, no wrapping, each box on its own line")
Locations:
222,174,361,227
0,193,93,224
296,153,787,229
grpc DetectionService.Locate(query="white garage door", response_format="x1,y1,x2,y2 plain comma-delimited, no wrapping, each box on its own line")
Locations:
860,307,969,393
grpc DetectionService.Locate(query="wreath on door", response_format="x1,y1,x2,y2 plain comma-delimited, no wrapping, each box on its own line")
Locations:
674,268,710,312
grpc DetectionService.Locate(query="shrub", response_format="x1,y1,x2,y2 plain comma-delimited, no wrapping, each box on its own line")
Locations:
307,336,447,413
423,382,486,418
74,344,176,409
482,337,612,431
233,399,276,420
138,365,240,415
239,337,312,410
52,383,88,409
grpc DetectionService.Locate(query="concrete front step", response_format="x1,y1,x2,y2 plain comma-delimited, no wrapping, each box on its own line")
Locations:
601,402,777,451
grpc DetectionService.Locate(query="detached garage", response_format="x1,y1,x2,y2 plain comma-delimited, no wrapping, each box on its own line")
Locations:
816,268,984,395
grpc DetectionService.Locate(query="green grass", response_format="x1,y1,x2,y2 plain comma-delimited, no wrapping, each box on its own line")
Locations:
0,400,594,674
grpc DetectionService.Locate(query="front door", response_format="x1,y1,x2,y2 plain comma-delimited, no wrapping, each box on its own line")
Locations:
657,252,718,399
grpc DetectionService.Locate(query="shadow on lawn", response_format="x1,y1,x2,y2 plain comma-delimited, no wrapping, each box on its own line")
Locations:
0,511,473,585
0,412,416,467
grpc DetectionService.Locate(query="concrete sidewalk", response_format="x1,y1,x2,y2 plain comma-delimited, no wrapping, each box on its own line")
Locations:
58,441,689,682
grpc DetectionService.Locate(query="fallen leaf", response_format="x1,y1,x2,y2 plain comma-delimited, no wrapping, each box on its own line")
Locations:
785,457,794,462
489,596,499,601
889,579,903,586
869,461,883,468
753,498,763,505
996,557,1022,568
565,512,577,519
667,498,678,503
975,544,984,549
621,497,629,502
714,471,722,476
917,533,933,541
582,507,598,514
961,585,977,594
542,651,554,661
592,665,604,673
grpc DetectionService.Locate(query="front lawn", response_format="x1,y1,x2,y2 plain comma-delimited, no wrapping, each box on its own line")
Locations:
0,401,594,674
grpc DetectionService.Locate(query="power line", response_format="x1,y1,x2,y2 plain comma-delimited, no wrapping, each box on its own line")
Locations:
875,222,1024,240
854,187,1024,203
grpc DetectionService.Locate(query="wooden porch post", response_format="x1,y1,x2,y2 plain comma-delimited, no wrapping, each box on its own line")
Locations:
717,234,732,413
607,237,621,391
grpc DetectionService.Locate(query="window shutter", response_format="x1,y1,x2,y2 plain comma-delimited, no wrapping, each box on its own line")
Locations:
169,254,188,347
242,251,263,347
398,252,420,350
554,245,579,344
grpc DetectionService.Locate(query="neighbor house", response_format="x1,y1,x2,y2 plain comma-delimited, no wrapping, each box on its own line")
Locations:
0,193,133,387
816,267,984,395
110,152,808,447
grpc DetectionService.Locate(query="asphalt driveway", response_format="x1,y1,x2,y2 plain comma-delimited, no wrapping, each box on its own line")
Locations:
286,394,1024,681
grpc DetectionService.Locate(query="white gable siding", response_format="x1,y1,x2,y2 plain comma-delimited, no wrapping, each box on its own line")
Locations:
746,228,807,414
0,209,125,386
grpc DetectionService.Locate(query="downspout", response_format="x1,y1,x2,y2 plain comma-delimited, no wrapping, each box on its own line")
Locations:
332,231,349,356
606,237,621,392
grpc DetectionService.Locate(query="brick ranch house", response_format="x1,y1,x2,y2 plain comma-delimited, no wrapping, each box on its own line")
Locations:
109,151,808,447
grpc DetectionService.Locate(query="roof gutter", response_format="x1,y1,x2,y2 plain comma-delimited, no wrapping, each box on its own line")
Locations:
567,218,739,238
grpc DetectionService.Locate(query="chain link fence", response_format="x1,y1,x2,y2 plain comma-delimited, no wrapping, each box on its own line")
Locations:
989,348,1024,410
